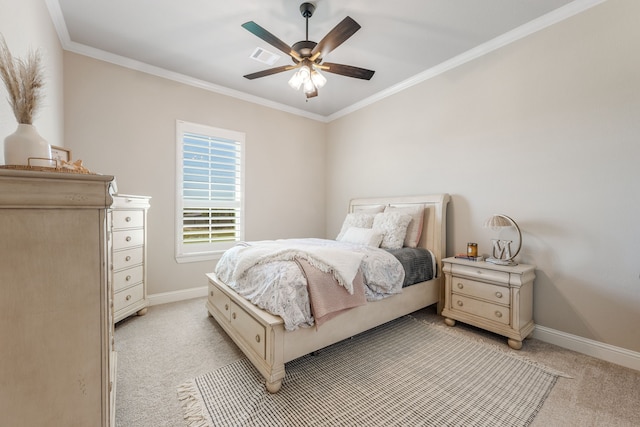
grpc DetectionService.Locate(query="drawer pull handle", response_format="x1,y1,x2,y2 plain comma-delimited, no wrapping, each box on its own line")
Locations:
126,275,132,281
125,216,132,222
255,335,261,343
224,304,229,311
126,295,131,301
210,291,213,297
457,283,464,289
125,236,132,242
232,312,236,320
495,291,503,298
457,300,463,307
495,311,502,318
125,256,131,262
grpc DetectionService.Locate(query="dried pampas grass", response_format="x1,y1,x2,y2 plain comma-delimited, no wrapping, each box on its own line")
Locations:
0,34,44,124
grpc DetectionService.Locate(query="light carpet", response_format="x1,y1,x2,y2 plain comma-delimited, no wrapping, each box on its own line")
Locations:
177,316,564,427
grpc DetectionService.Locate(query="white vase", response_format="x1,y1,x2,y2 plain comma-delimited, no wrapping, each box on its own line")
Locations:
3,124,52,167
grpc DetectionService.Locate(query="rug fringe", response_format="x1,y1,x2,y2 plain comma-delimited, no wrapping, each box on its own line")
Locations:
177,380,210,427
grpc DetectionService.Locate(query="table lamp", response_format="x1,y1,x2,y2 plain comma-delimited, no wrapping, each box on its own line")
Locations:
483,214,522,265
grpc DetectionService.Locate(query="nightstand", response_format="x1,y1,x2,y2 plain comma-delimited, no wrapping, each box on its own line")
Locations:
441,257,535,350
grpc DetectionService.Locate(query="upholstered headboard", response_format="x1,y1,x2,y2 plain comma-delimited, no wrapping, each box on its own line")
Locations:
349,194,450,270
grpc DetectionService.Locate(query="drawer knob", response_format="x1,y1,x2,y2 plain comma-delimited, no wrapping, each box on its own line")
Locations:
126,275,131,281
457,300,463,307
495,291,503,299
125,216,132,222
495,311,502,318
477,270,483,274
232,312,237,320
125,236,132,242
224,304,229,311
126,295,131,301
255,335,261,343
125,256,131,262
457,283,464,289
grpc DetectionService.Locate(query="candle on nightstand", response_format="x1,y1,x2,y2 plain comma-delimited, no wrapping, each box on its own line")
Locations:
467,243,478,258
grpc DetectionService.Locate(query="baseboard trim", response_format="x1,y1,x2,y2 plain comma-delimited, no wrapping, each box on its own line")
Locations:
148,286,208,307
533,325,640,372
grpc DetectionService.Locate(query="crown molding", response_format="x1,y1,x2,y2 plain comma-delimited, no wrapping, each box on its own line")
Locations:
46,0,605,124
327,0,607,121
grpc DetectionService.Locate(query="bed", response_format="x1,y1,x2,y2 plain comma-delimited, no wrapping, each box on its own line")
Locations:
205,194,450,393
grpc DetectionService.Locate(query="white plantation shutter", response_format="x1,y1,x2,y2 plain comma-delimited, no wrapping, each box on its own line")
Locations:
176,121,245,262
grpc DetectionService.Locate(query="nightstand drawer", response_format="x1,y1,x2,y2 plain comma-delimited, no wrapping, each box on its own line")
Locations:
113,266,143,292
450,294,510,325
451,264,510,284
112,229,144,250
112,210,144,229
112,247,143,271
451,277,508,305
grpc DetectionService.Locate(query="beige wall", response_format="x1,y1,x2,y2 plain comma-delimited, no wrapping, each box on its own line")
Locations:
48,0,639,355
326,0,640,352
64,53,326,295
0,0,64,162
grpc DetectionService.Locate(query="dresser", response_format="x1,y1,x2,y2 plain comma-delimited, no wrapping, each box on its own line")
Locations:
0,169,115,426
442,257,535,350
110,194,150,323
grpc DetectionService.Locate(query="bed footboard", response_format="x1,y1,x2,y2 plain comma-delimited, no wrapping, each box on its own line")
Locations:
206,272,442,393
206,273,286,393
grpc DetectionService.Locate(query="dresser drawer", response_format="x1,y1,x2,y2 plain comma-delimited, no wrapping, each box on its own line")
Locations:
450,294,510,325
450,263,510,284
451,277,508,305
112,229,144,250
114,283,144,312
230,302,266,359
209,284,231,321
112,247,143,271
113,265,143,292
112,210,144,229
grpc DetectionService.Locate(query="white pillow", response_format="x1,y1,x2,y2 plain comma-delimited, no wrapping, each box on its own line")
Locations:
384,205,425,248
372,212,412,250
336,213,377,240
340,227,383,247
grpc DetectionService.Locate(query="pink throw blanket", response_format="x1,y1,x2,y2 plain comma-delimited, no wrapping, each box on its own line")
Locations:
296,259,367,329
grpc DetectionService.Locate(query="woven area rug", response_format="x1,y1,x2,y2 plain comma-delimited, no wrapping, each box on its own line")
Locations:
178,316,565,427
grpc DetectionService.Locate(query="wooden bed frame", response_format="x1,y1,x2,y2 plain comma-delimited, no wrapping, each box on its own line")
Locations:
206,194,450,393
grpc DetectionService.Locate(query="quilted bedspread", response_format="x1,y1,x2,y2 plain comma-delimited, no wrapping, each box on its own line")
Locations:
214,238,405,330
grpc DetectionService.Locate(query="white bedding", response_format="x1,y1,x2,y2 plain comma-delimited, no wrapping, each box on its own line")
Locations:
214,238,405,330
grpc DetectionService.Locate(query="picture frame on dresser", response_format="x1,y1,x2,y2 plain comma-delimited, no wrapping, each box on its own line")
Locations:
50,145,71,162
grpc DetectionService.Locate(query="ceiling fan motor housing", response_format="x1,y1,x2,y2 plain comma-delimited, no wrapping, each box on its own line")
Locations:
292,40,318,61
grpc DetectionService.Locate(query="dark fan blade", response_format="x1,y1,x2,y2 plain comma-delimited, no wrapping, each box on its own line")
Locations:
242,21,301,61
310,16,361,61
321,63,375,80
244,65,294,80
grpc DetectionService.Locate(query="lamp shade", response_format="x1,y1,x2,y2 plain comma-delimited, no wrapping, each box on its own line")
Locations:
484,214,513,230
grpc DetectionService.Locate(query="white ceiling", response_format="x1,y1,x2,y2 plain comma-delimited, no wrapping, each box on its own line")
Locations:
48,0,596,121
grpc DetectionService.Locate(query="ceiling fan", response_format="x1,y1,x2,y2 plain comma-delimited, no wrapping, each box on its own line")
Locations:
242,2,375,98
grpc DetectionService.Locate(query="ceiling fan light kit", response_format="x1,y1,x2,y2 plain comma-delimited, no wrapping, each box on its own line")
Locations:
242,2,375,99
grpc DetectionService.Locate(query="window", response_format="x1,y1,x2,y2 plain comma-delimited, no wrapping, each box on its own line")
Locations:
175,120,244,262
